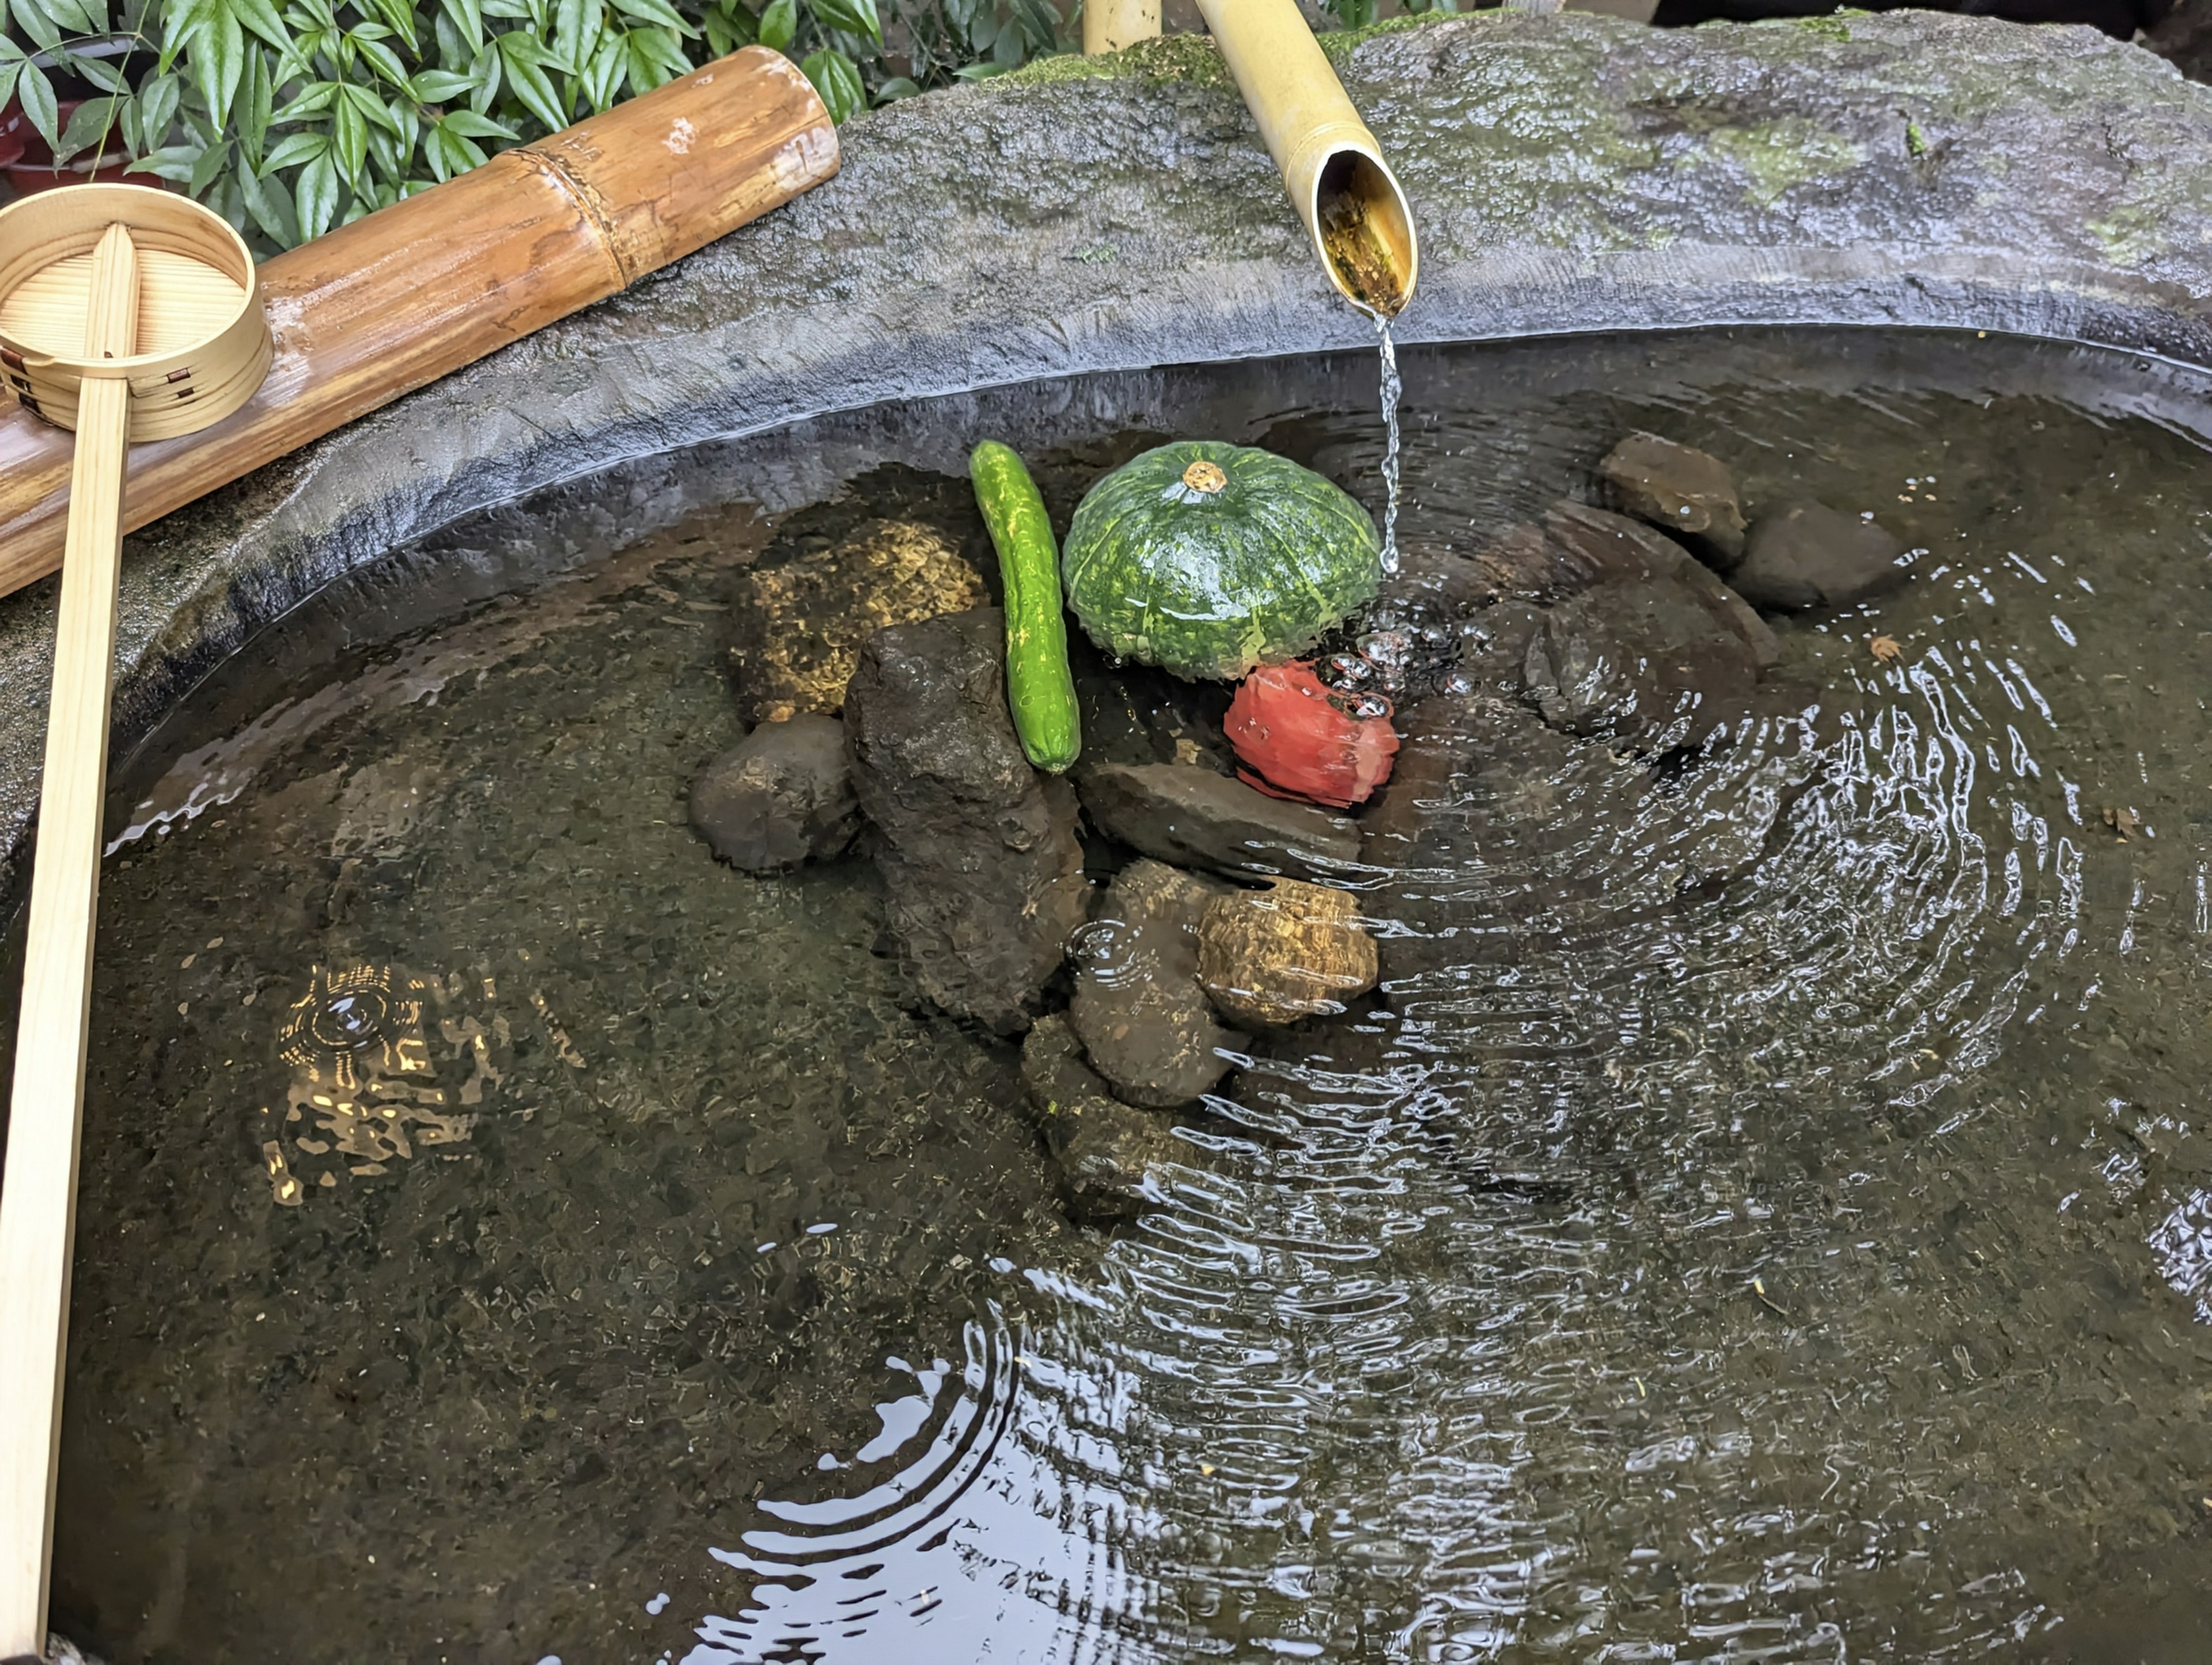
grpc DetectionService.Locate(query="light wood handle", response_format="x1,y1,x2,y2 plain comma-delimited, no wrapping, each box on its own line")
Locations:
0,223,140,1659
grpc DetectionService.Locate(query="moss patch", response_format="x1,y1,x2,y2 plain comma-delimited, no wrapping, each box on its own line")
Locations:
997,33,1234,91
1704,117,1867,206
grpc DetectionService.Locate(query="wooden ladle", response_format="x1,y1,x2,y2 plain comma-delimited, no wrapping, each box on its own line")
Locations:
0,183,271,1660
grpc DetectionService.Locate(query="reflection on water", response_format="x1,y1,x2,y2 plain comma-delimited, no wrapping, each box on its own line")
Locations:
15,329,2212,1663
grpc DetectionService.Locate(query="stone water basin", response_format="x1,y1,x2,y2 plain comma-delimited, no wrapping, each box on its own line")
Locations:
14,326,2212,1662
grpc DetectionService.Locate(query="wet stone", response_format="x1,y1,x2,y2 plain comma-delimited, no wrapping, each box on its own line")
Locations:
844,607,1089,1035
1020,1014,1180,1222
1732,500,1910,612
1196,879,1379,1027
721,518,989,725
688,713,861,873
1074,761,1363,883
1068,859,1245,1108
1598,431,1748,570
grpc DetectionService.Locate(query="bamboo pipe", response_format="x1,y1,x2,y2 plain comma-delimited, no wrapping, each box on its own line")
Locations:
0,46,838,602
1084,0,1162,54
1190,0,1418,317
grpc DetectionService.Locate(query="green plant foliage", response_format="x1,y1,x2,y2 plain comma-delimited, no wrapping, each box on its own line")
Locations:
0,0,1069,252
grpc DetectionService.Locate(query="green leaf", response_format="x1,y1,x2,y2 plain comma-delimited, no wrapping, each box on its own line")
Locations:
296,146,339,237
755,0,791,50
365,0,419,50
950,58,1006,79
260,128,329,169
496,29,569,129
0,32,21,60
138,70,183,143
229,0,297,50
53,96,122,166
622,23,685,89
127,143,202,181
272,79,338,119
39,0,99,32
700,0,755,55
440,0,482,51
872,74,917,101
9,0,63,49
407,67,476,100
798,45,860,122
437,107,514,138
332,88,366,183
551,0,597,70
70,55,131,94
16,63,58,147
808,0,877,44
0,63,20,119
188,2,248,128
350,30,407,80
606,0,688,31
579,30,623,107
237,38,274,166
240,161,298,244
188,131,231,191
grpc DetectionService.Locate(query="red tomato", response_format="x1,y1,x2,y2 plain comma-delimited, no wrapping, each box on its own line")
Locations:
1225,661,1398,809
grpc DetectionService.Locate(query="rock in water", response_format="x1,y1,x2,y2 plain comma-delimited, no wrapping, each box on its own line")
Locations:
1517,505,1781,753
1732,502,1909,611
1069,859,1245,1107
1075,761,1363,882
722,519,990,725
1597,431,1748,569
1196,879,1378,1026
689,713,861,871
1020,1014,1180,1220
844,608,1089,1034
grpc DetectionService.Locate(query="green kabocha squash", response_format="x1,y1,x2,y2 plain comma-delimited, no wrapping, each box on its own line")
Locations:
1061,441,1381,681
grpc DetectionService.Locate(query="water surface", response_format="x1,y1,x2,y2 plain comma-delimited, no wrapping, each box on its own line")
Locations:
15,328,2212,1663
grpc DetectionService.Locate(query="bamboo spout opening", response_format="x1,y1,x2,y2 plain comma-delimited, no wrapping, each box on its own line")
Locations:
1314,147,1416,318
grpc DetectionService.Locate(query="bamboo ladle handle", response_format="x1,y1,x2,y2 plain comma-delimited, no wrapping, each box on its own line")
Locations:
0,222,140,1661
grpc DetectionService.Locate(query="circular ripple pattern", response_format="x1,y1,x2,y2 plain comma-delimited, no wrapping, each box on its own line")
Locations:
25,330,2212,1663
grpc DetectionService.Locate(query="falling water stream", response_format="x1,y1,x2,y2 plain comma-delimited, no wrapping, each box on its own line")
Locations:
17,328,2212,1663
1374,315,1403,575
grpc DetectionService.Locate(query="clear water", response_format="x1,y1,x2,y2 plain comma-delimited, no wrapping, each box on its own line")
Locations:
1376,317,1403,577
10,329,2212,1664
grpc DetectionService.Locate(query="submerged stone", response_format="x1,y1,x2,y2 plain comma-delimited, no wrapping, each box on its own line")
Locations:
1196,878,1379,1027
1518,504,1781,752
689,713,861,872
1069,859,1244,1108
1733,500,1910,610
844,608,1089,1035
1598,431,1749,570
721,518,989,725
1020,1013,1181,1221
1075,760,1363,882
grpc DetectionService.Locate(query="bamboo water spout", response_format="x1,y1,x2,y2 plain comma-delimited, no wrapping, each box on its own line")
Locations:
1190,0,1418,317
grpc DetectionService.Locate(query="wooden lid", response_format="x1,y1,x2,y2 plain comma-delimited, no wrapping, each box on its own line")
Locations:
0,184,271,441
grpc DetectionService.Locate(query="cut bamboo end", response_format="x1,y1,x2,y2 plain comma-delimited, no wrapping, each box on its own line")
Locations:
1192,0,1420,317
0,184,269,442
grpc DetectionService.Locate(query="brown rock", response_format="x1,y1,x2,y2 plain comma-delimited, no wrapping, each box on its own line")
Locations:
688,713,860,871
1069,860,1244,1107
1020,1014,1180,1221
721,519,988,725
1597,431,1748,568
844,608,1089,1035
1732,501,1909,612
1074,761,1362,883
1196,879,1379,1026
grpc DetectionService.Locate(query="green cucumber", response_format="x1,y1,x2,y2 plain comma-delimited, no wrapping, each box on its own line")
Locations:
971,439,1081,772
